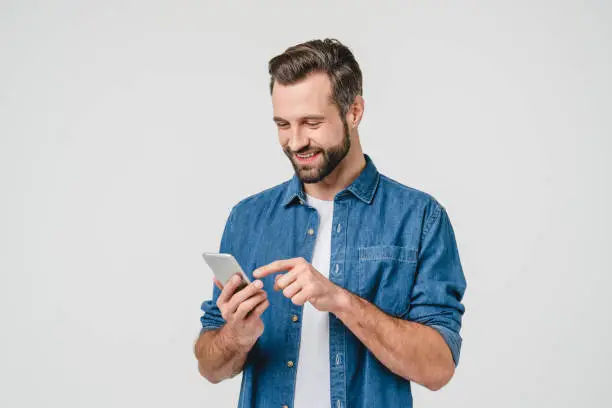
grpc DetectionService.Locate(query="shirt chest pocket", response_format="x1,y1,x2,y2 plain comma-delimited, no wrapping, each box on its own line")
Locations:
357,245,418,317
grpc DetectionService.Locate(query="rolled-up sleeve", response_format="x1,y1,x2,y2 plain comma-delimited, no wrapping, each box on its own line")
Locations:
406,202,467,366
199,207,236,333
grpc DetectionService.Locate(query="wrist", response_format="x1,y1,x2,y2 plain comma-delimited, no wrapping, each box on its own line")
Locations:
219,324,255,354
331,286,354,318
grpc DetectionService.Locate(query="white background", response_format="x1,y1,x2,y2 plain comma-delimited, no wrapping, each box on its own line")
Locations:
1,1,611,407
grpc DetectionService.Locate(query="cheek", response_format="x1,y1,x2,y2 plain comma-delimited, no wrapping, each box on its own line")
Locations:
312,124,342,145
277,129,289,145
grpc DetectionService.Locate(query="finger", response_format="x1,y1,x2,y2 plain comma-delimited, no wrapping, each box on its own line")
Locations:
246,298,270,320
282,279,303,299
228,279,265,313
217,274,244,305
213,277,223,291
275,268,300,291
252,258,302,278
291,289,310,306
235,292,268,320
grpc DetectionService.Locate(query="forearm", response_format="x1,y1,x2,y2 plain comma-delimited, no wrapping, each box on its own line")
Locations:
194,325,250,384
334,289,455,390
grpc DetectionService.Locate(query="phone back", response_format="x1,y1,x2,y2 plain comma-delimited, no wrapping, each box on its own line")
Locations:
202,252,250,286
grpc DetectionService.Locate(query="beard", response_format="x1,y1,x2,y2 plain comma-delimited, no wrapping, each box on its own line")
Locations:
284,120,351,184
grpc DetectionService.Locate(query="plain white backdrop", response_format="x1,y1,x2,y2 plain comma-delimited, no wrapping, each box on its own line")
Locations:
1,1,611,407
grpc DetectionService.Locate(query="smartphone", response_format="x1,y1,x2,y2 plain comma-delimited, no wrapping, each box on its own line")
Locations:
202,252,251,291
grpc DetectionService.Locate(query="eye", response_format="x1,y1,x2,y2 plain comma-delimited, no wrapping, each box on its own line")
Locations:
305,121,322,128
276,122,290,129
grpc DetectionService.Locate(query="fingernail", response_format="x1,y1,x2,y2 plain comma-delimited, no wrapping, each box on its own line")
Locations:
254,280,263,288
233,275,240,283
253,269,259,277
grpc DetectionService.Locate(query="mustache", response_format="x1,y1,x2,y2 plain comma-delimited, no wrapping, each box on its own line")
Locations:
285,147,322,155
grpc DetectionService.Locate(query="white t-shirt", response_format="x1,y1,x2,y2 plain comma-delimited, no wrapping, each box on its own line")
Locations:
293,193,333,408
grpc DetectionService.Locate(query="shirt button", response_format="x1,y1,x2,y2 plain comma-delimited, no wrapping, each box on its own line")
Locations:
307,228,314,235
287,360,294,368
291,314,299,322
334,264,339,274
336,223,341,233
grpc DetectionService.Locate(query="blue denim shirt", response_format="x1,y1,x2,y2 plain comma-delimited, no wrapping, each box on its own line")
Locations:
200,154,466,408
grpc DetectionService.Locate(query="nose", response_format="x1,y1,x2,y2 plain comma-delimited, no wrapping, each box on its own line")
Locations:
287,127,309,153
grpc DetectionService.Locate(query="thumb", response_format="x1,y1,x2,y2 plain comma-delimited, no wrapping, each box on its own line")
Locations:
273,274,282,291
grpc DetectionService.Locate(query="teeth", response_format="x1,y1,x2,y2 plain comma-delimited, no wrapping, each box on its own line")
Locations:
297,152,315,158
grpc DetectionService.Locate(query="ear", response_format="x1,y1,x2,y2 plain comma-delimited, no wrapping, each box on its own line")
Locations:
348,95,365,128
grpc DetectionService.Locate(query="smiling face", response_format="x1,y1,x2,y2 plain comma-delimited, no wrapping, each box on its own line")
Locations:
272,72,352,184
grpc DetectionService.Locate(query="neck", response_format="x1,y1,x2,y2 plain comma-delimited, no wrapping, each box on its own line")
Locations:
303,142,366,201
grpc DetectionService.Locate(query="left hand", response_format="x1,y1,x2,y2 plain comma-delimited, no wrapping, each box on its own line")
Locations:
252,257,348,313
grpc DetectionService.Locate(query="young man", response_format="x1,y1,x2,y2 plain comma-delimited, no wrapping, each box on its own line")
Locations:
194,38,467,408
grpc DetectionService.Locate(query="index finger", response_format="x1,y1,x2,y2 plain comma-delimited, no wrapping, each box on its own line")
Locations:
253,258,300,278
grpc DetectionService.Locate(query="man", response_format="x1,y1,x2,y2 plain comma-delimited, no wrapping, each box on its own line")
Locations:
194,38,466,408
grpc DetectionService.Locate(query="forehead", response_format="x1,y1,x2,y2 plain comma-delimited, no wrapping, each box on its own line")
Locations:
271,71,335,119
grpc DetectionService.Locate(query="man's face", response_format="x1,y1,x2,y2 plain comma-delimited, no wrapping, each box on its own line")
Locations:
272,72,351,184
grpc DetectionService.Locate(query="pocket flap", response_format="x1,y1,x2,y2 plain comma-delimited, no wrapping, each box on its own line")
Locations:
358,245,417,262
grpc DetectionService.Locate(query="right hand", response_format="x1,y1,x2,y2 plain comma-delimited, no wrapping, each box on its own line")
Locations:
215,274,269,350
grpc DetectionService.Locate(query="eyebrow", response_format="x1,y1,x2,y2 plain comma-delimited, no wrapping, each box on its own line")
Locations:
273,115,326,122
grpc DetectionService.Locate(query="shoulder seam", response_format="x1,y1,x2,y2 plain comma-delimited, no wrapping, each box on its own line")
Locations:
423,201,443,237
379,174,436,200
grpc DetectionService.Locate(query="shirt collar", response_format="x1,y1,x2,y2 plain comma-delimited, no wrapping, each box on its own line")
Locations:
282,153,380,207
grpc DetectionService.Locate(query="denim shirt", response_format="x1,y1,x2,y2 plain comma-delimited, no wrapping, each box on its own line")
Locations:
200,154,467,408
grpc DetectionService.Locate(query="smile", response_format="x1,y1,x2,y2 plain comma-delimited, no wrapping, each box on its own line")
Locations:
295,152,320,162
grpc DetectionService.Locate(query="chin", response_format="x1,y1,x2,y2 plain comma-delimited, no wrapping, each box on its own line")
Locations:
298,172,324,184
293,165,324,183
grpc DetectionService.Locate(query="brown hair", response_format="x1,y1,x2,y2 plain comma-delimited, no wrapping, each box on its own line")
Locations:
268,38,363,117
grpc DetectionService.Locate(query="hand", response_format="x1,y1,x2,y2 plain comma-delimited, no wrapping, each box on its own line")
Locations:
253,257,348,313
214,274,269,350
